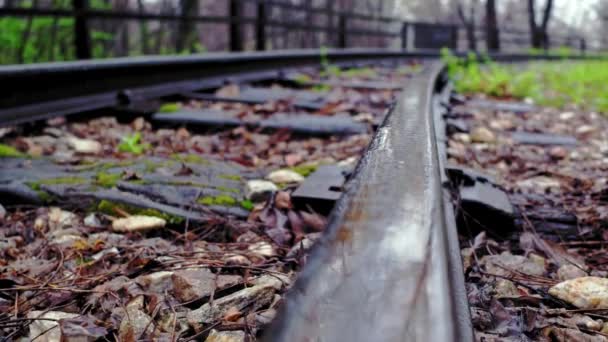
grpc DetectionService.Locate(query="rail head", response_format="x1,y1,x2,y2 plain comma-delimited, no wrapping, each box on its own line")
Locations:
265,61,472,341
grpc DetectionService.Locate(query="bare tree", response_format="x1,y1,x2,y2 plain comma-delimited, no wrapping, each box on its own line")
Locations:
527,0,554,49
457,0,479,51
485,0,499,51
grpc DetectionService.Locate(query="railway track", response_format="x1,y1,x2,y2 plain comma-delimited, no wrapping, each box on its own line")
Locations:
1,49,600,341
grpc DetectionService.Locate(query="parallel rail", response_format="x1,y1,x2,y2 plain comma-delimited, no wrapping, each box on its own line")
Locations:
3,49,603,341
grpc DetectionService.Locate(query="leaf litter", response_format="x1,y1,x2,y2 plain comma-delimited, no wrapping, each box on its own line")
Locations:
448,94,608,341
0,63,422,341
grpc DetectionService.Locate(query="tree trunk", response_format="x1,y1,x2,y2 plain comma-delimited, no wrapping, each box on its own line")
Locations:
485,0,499,51
528,0,553,49
539,0,554,49
229,0,243,51
73,0,92,59
176,0,198,53
17,0,39,63
457,2,476,51
137,0,150,54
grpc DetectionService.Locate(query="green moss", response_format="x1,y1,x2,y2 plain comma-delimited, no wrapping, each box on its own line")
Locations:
293,74,312,84
197,194,237,206
240,200,254,211
0,144,26,158
312,84,331,93
76,160,135,172
171,153,210,165
289,164,317,177
118,133,149,155
97,200,184,224
158,102,182,113
95,172,121,188
163,180,208,188
218,174,242,181
216,186,240,194
35,190,54,203
342,67,377,78
27,177,87,191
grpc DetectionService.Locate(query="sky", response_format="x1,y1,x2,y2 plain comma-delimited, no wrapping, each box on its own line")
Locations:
555,0,599,24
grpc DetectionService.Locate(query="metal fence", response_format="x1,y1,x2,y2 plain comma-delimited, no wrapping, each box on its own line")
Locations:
0,0,588,63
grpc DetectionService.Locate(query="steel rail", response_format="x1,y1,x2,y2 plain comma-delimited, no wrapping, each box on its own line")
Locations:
0,49,442,126
1,49,604,127
264,61,472,341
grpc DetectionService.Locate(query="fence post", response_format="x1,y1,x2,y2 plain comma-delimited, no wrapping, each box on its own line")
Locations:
229,0,243,52
338,14,347,48
401,22,408,50
255,1,267,51
73,0,91,59
580,38,586,55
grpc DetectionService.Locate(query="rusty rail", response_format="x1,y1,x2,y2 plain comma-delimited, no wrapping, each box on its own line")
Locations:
266,62,472,341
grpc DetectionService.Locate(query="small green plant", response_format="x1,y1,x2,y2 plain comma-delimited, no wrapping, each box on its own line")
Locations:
118,132,149,155
319,46,342,77
158,102,182,113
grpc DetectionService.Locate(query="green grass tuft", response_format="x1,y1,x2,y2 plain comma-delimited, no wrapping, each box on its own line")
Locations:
441,49,608,113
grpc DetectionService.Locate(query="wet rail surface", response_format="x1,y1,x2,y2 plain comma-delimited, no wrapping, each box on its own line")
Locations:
0,50,474,341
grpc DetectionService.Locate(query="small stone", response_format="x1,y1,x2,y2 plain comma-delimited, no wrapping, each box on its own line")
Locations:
602,322,608,334
576,125,596,137
112,215,166,233
494,279,519,298
52,234,84,246
84,213,103,228
489,119,513,131
205,329,245,342
481,252,545,277
337,156,358,170
28,310,78,342
132,117,146,131
136,271,174,293
549,277,608,309
48,207,78,231
470,127,496,143
224,254,251,267
91,247,119,261
66,137,102,154
171,268,241,303
559,112,576,121
119,297,154,340
248,241,275,257
452,133,471,144
187,282,276,326
245,180,278,202
549,146,568,160
266,169,305,184
557,264,587,281
573,314,602,331
250,274,290,290
517,176,561,190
